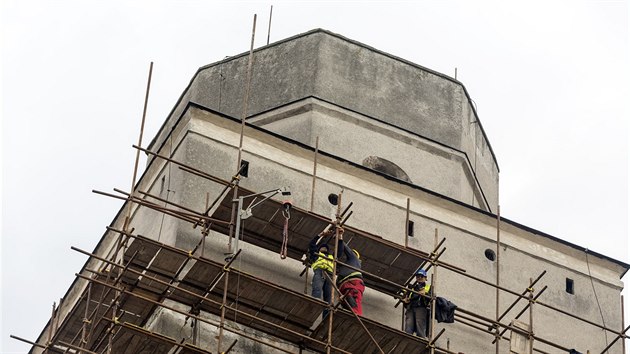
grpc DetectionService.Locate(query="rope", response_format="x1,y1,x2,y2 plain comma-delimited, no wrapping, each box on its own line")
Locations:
280,203,291,259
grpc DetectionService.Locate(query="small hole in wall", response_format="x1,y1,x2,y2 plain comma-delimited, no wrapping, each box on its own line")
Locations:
566,278,574,294
484,249,496,261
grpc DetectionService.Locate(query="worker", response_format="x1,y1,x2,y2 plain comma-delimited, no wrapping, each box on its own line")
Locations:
337,229,364,315
402,269,432,338
308,230,334,316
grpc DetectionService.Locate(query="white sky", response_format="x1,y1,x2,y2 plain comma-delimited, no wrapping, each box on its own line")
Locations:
2,1,628,353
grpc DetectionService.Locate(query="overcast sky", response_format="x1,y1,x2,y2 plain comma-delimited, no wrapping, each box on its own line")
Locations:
2,1,628,353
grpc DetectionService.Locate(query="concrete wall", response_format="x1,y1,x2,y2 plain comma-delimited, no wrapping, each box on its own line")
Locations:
150,29,499,212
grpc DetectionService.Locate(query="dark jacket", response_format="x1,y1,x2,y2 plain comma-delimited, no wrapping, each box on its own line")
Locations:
337,240,362,284
435,297,457,323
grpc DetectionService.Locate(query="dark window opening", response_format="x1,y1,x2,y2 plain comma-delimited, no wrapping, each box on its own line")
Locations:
240,160,249,178
566,278,574,294
407,220,415,237
484,249,496,261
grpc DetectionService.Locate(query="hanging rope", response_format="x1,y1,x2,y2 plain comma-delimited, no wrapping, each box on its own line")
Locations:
280,201,291,259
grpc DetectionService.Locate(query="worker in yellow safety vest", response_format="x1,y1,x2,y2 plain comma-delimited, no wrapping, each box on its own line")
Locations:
308,230,334,317
402,269,432,338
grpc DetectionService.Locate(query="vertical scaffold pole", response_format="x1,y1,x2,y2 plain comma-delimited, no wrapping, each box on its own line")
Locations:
327,191,343,354
495,205,501,354
529,277,534,354
124,61,153,232
622,295,626,354
429,229,438,354
81,282,92,348
229,13,257,253
221,14,257,353
267,5,273,45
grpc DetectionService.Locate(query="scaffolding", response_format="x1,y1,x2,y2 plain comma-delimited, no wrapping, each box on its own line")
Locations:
13,144,629,353
12,26,629,354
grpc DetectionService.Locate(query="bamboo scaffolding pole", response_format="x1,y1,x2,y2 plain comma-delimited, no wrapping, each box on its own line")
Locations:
220,37,257,343
528,277,534,354
493,285,548,344
327,191,343,354
123,61,153,233
427,328,446,350
456,316,500,337
94,189,200,225
99,188,229,226
429,229,438,354
81,283,92,348
11,335,64,353
622,295,626,353
496,270,546,323
136,189,204,217
456,312,494,330
495,205,501,354
598,324,629,353
130,62,153,201
217,242,231,353
236,14,256,170
267,5,273,45
106,286,119,353
133,144,234,188
13,334,100,354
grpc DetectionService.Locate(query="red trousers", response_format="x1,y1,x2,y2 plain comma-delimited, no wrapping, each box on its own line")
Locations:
339,279,365,315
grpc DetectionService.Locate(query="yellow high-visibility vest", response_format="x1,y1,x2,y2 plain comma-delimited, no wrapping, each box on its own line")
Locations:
312,253,334,273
